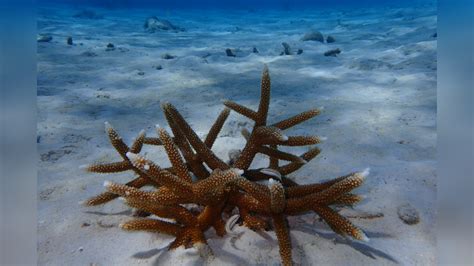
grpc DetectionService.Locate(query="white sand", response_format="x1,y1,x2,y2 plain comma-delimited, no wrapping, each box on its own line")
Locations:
37,4,437,265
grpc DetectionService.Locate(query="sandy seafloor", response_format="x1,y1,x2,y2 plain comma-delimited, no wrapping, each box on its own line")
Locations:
37,3,437,265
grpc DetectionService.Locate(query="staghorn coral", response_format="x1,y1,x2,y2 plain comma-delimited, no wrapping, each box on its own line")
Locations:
82,65,371,266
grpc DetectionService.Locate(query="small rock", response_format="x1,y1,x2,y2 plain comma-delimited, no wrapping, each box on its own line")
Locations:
281,42,291,55
73,10,103,19
62,134,90,144
225,48,236,57
326,35,336,43
97,220,115,228
81,51,97,57
231,26,242,32
105,43,115,51
137,71,145,76
96,93,110,99
252,47,259,53
37,136,41,143
397,203,420,225
144,16,184,32
67,37,73,45
81,222,91,227
39,187,57,200
324,48,341,57
40,149,72,162
301,30,324,42
78,247,84,252
154,65,163,70
228,149,242,166
37,34,52,42
431,32,437,38
297,48,303,55
161,53,175,60
397,140,405,144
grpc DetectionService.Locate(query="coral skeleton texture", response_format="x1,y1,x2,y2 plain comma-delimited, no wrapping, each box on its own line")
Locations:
83,65,371,266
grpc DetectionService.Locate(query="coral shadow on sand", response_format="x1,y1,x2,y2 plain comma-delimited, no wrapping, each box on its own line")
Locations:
296,224,398,263
83,209,132,216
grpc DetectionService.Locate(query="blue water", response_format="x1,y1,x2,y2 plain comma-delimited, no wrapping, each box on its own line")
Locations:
40,0,433,9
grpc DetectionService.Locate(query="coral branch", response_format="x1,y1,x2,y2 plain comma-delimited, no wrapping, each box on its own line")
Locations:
272,109,321,130
120,218,182,236
272,214,293,266
130,130,146,153
258,145,306,163
85,161,131,173
223,100,258,121
269,179,286,213
256,65,271,126
163,103,229,170
126,152,193,194
157,127,192,183
313,206,369,242
204,107,230,148
83,175,149,206
82,65,372,265
104,122,129,159
279,136,322,146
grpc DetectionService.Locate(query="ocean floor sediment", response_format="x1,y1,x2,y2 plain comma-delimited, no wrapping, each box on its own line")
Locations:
37,4,437,265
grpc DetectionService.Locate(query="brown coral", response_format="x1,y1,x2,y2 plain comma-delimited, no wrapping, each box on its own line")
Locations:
82,65,371,265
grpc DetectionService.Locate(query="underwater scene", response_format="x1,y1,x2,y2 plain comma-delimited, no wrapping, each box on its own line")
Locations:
37,0,437,265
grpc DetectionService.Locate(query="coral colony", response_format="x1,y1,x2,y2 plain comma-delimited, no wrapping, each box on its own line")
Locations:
82,65,370,266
